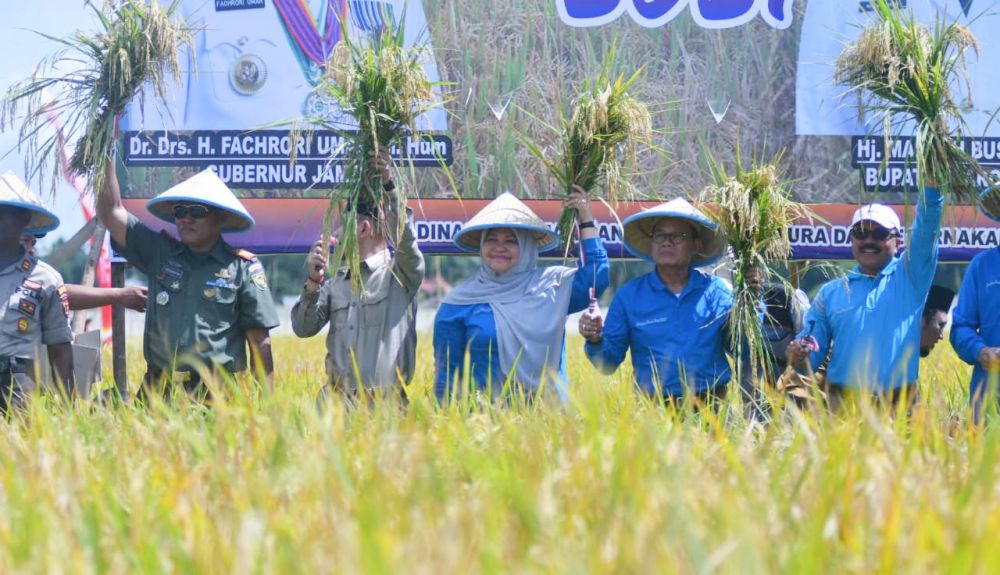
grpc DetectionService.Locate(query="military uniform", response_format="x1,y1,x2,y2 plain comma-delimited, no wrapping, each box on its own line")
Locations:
0,253,73,410
118,215,280,389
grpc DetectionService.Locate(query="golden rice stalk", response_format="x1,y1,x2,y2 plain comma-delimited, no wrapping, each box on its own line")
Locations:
308,18,444,292
522,42,653,249
1,0,193,198
834,0,994,203
701,149,810,389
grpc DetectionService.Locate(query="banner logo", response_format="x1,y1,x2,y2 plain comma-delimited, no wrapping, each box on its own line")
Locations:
557,0,794,30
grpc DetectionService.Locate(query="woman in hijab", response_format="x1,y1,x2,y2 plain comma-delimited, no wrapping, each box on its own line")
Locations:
433,191,609,401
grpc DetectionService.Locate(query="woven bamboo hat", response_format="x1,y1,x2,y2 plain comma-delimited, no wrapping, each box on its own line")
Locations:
0,171,60,234
980,188,1000,223
146,170,255,232
453,192,559,253
623,198,726,266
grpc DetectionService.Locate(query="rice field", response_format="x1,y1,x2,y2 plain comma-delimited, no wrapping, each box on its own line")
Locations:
1,333,997,574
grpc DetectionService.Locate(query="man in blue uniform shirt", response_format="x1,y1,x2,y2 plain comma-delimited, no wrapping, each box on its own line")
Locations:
787,187,944,405
950,193,1000,422
579,198,734,403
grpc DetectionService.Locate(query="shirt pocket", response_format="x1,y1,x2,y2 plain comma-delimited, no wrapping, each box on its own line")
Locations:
359,290,390,327
330,294,353,329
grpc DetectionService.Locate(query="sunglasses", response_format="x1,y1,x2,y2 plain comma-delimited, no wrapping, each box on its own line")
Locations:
851,225,897,241
172,204,212,220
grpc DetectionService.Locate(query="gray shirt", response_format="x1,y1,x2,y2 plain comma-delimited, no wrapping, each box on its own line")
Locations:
291,214,424,392
0,253,73,359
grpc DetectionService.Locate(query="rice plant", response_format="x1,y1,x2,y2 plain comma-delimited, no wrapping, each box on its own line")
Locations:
834,0,995,202
307,19,446,290
0,0,193,197
700,149,811,390
521,42,653,247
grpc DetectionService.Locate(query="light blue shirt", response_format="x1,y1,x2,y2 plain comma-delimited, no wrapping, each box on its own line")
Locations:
433,237,609,400
584,269,734,397
950,246,1000,406
798,187,944,390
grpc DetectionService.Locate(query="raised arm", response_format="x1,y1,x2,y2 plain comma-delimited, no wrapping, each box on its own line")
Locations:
98,161,130,249
291,239,332,337
903,186,944,285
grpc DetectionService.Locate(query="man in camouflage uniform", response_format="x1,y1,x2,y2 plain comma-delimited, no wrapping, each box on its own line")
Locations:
0,172,73,411
98,162,280,398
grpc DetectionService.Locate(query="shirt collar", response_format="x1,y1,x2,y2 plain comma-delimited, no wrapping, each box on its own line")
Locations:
648,267,707,297
363,248,391,272
848,256,899,280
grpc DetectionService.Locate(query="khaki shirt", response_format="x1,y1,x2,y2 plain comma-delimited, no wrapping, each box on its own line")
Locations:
0,253,72,359
120,216,280,373
291,215,424,392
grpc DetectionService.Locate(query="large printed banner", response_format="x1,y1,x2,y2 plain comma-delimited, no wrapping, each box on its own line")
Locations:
796,0,1000,192
121,199,1000,261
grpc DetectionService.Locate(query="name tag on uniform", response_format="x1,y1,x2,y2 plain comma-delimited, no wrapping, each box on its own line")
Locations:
18,299,36,317
215,0,266,11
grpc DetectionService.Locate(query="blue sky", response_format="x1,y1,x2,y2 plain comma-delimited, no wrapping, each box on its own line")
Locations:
1,1,103,248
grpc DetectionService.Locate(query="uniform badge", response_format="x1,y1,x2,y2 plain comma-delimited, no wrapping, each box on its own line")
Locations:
156,291,170,306
57,285,70,317
230,54,267,95
19,259,32,272
22,280,41,291
251,272,268,290
18,299,36,317
203,288,217,299
16,318,29,333
215,269,232,280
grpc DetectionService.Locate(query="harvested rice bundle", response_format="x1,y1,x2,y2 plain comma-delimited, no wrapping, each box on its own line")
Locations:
701,151,810,387
524,47,652,249
309,20,443,289
834,0,994,201
1,0,192,197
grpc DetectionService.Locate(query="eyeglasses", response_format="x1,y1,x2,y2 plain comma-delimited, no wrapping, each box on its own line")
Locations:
850,225,897,241
172,204,212,220
650,231,691,246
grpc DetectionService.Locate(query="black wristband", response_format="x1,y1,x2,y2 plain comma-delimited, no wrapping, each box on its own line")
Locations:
382,179,396,192
578,220,596,230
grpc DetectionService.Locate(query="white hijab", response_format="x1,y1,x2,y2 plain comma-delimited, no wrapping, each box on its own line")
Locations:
444,229,577,393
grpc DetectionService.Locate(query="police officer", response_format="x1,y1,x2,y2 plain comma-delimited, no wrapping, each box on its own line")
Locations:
123,0,446,132
98,161,280,398
0,172,74,411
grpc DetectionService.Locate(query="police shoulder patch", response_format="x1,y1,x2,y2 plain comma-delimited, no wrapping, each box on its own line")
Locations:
57,285,70,317
16,318,29,333
20,258,32,272
251,272,268,290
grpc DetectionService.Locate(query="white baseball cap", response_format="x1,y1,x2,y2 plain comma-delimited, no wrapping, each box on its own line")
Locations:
850,203,901,233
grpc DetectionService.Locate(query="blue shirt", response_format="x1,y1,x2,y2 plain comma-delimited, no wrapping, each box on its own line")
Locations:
433,237,610,399
584,269,734,397
950,246,1000,399
798,187,944,390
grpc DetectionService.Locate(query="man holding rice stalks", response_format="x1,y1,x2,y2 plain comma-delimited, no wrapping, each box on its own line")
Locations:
98,162,280,399
950,193,1000,422
579,198,734,406
291,153,424,401
786,190,944,407
0,173,75,412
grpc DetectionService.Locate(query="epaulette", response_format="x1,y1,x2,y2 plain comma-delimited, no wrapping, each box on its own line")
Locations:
233,248,257,261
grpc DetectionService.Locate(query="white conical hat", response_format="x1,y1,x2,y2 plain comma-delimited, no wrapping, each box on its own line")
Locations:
981,188,1000,223
453,192,559,252
623,197,726,266
0,171,60,234
146,170,255,232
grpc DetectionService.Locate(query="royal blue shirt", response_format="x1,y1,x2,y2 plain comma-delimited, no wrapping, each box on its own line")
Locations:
950,246,1000,402
798,187,944,390
584,269,734,397
433,237,610,399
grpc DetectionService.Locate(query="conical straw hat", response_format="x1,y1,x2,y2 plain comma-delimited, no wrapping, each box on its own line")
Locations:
0,171,60,234
623,198,726,266
981,188,1000,223
146,170,255,232
453,192,559,252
